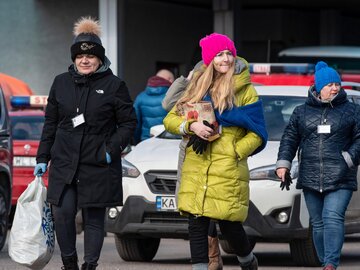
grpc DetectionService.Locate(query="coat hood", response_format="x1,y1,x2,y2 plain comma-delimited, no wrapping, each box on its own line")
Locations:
193,57,251,95
145,76,171,96
69,55,112,80
232,57,252,94
147,75,172,87
306,85,348,107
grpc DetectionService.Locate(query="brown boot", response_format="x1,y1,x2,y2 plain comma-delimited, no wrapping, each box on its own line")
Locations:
208,236,223,270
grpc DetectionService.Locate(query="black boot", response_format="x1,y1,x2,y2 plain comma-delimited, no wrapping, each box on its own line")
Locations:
81,262,98,270
61,254,79,270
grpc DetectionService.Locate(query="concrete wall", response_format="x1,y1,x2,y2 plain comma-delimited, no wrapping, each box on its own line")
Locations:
0,0,212,98
122,0,212,98
236,8,360,62
0,0,98,95
237,9,319,62
1,0,360,98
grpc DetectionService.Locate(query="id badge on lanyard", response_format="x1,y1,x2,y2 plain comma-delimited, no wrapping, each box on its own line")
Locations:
72,113,85,128
317,124,331,134
72,88,87,128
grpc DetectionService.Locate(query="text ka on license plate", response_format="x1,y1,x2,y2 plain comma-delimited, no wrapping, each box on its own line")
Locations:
156,196,177,211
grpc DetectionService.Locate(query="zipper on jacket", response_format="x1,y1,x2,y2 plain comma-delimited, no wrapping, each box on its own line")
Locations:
319,107,329,193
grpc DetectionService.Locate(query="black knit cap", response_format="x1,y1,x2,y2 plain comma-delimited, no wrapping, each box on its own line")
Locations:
70,17,105,62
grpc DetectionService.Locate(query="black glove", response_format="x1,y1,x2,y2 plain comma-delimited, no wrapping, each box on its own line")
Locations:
203,120,215,130
186,120,213,155
280,171,293,191
187,135,208,154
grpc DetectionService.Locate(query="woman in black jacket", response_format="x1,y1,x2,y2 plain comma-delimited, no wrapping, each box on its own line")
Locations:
34,17,137,270
276,61,360,270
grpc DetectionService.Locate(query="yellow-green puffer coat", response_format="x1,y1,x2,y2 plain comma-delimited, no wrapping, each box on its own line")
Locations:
163,61,262,222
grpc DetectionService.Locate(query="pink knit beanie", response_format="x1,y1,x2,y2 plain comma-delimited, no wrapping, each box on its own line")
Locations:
199,33,237,66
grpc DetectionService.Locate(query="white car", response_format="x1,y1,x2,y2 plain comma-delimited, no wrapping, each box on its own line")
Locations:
105,85,360,266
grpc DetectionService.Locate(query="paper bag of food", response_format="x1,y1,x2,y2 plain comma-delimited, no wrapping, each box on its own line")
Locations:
182,101,220,141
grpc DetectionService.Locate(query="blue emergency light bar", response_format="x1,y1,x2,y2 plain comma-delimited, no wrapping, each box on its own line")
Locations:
11,95,48,108
249,63,315,74
11,96,30,107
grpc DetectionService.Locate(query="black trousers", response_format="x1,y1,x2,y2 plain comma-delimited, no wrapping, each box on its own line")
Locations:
189,215,252,264
52,184,106,264
208,220,217,237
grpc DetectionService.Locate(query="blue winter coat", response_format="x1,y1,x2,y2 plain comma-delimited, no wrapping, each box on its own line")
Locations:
133,76,170,143
277,87,360,192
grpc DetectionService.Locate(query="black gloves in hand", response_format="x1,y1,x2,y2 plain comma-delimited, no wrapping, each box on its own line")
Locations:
280,171,293,191
186,120,214,155
203,120,214,130
187,135,208,154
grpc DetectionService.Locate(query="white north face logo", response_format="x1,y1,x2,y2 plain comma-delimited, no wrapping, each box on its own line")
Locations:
96,89,104,94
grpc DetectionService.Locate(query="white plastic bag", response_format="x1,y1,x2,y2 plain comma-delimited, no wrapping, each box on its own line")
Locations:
9,176,55,269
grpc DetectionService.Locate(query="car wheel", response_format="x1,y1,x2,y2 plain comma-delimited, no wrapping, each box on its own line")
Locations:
114,234,160,261
289,226,321,266
0,186,9,251
219,237,256,254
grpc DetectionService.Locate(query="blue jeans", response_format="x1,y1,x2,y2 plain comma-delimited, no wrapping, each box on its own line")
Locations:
303,188,353,268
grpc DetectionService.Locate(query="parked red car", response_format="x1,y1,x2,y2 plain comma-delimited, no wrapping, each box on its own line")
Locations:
0,87,13,251
9,96,48,211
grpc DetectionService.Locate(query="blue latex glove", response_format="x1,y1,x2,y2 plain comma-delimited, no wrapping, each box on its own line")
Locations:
34,163,47,176
106,152,112,164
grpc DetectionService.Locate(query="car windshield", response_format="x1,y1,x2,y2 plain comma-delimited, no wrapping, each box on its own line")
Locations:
11,115,44,140
259,95,306,141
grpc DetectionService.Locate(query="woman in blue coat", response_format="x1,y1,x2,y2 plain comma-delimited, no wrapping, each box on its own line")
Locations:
34,17,137,270
133,69,174,143
276,61,360,270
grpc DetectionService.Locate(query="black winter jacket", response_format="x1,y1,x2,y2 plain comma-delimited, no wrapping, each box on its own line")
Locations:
277,87,360,192
37,65,137,207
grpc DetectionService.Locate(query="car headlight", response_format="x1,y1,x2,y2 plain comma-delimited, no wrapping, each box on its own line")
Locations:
250,160,299,181
122,158,140,178
250,165,278,180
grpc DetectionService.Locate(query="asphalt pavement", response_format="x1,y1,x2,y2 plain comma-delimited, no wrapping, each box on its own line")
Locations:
0,232,359,269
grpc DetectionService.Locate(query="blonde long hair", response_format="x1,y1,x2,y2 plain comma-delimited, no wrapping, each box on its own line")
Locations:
177,61,235,113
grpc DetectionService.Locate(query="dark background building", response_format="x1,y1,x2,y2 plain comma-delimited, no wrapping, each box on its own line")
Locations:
1,0,360,98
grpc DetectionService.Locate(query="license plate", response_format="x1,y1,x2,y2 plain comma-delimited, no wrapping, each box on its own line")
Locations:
156,196,177,211
13,156,37,167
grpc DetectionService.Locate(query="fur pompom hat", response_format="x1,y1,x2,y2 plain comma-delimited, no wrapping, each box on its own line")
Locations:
314,61,341,93
199,33,237,66
71,16,105,62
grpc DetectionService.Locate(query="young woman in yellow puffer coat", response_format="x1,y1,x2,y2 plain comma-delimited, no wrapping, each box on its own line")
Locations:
163,33,267,270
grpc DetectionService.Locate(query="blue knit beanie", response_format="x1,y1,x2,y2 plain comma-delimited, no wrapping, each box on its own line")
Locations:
314,61,341,93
